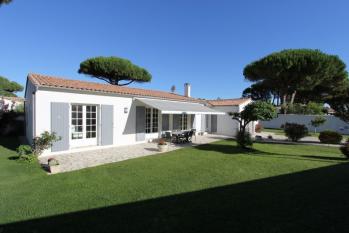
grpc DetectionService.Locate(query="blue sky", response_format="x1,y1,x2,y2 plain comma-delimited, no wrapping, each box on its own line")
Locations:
1,0,348,99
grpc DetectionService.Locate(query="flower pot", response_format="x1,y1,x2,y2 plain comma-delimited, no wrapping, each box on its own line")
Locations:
158,144,168,152
49,165,60,174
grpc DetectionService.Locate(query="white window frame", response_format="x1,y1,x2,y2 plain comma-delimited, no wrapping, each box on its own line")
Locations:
70,104,98,148
145,107,159,134
180,114,188,130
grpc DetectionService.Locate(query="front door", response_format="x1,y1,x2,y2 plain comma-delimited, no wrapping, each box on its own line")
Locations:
71,104,98,147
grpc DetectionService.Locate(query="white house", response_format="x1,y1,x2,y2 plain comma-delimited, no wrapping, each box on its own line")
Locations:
206,98,253,136
25,73,251,156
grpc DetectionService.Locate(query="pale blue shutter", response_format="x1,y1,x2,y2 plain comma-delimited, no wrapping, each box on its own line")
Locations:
173,115,181,130
51,102,70,152
136,106,146,141
190,114,195,129
101,105,114,145
211,115,217,133
162,114,170,131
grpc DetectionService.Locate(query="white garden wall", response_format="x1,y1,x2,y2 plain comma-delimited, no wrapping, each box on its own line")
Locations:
260,114,349,135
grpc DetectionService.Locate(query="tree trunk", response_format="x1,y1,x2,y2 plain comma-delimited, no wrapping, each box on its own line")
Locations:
290,90,297,105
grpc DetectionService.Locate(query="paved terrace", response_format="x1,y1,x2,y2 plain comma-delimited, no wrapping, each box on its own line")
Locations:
39,134,230,174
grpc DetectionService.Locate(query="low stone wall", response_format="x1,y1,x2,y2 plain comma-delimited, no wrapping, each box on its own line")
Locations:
260,114,349,135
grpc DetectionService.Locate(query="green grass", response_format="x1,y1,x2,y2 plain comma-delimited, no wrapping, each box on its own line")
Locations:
1,137,349,233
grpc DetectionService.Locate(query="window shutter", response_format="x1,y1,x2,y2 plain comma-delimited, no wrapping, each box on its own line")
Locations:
51,102,70,152
136,106,146,141
101,105,114,145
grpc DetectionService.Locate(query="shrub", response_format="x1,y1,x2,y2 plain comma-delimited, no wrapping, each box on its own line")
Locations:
319,131,343,144
32,131,61,156
14,103,24,113
16,145,32,156
255,123,263,133
18,154,37,163
16,145,36,163
340,140,349,159
284,123,308,142
236,131,253,148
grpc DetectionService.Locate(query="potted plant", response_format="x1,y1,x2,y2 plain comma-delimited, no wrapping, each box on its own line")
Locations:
48,158,60,174
157,138,168,152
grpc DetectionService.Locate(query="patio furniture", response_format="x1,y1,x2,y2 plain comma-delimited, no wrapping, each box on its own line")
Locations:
185,130,194,142
172,131,187,144
164,131,173,142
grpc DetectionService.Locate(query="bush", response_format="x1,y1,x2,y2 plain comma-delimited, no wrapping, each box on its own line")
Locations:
284,123,308,142
319,131,343,144
14,103,24,113
340,140,349,159
33,131,61,156
236,131,253,148
16,145,32,156
255,123,263,133
16,145,36,163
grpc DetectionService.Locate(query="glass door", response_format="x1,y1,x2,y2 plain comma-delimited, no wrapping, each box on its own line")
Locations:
71,104,98,147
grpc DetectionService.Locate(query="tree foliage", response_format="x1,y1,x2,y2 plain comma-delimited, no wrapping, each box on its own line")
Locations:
243,49,349,106
231,101,277,148
0,0,12,5
327,89,349,122
78,56,152,86
0,76,23,97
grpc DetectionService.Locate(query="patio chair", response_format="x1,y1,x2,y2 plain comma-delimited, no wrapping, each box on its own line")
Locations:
186,130,194,143
165,131,174,143
174,132,186,144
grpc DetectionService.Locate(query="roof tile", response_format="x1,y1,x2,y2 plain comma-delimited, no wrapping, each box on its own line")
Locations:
28,73,198,102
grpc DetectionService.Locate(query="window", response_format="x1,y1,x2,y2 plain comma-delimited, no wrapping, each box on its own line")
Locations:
86,105,97,138
145,108,151,133
145,108,158,133
71,105,83,139
180,114,188,130
152,109,158,132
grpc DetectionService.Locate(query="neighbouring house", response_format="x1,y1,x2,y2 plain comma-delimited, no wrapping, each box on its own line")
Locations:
0,96,25,112
206,98,254,136
25,73,252,156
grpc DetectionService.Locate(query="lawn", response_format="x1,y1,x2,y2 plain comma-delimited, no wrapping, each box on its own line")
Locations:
1,137,349,233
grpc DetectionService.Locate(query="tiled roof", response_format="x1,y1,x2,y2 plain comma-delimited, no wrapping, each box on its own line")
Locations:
28,73,198,102
207,98,251,106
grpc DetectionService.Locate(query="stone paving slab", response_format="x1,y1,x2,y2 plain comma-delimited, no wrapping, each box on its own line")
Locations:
39,134,230,174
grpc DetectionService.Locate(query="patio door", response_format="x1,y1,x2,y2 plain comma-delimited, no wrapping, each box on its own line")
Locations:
71,104,98,147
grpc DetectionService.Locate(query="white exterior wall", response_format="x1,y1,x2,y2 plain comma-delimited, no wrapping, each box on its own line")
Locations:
24,81,36,144
210,99,255,137
34,88,161,156
32,87,209,155
210,106,239,136
261,114,349,135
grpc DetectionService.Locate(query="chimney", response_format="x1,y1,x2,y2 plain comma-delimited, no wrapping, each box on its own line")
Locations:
184,83,191,97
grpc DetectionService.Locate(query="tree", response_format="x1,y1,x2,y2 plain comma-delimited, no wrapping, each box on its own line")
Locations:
231,101,277,148
78,56,152,86
0,0,12,5
243,49,348,106
310,116,326,133
242,81,274,103
328,89,349,123
0,76,23,97
170,85,176,93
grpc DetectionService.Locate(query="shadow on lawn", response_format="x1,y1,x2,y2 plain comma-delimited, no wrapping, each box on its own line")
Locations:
194,141,348,163
0,137,20,152
2,163,349,233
